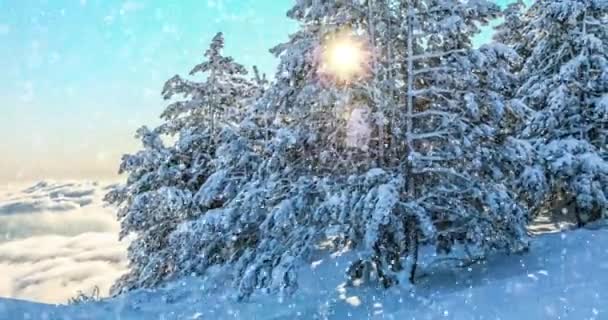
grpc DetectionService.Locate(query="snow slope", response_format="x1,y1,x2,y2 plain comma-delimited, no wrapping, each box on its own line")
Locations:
1,225,607,320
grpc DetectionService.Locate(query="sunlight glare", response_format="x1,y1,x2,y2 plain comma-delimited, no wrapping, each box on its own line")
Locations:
321,35,367,82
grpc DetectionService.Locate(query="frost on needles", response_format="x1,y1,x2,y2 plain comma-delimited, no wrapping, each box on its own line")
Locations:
105,0,607,300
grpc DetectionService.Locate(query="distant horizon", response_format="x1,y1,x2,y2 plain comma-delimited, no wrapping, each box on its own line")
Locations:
0,0,521,184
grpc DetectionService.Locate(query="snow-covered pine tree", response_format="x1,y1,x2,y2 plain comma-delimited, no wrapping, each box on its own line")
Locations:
513,0,608,224
105,32,258,294
162,0,532,299
394,0,530,273
166,0,409,298
490,1,545,210
160,32,252,136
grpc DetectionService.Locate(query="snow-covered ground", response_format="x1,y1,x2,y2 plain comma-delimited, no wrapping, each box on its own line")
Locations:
1,223,606,320
0,181,127,304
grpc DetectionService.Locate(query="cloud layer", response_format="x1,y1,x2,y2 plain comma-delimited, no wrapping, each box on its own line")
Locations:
0,181,128,303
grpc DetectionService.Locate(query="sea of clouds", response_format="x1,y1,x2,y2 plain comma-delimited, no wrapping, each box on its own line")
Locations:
0,181,128,303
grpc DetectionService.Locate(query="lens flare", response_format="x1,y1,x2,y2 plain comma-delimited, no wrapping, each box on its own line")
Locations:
320,34,367,82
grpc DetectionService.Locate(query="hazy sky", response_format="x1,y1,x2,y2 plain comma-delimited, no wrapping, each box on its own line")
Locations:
0,0,518,183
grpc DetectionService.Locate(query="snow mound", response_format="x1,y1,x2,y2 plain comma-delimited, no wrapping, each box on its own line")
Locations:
1,226,606,319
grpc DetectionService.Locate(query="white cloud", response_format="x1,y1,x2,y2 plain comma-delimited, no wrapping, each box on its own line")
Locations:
0,181,128,304
0,233,127,303
0,181,97,216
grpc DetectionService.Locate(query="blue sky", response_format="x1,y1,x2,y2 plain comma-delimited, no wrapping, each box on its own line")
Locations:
0,0,518,182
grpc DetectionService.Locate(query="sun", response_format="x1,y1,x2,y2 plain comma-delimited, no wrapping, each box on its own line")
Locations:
320,34,367,82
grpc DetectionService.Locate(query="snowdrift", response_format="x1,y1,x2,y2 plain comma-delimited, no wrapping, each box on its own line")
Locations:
1,225,606,320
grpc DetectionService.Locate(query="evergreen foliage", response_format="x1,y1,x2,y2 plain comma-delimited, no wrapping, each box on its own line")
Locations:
496,0,608,224
107,0,607,299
